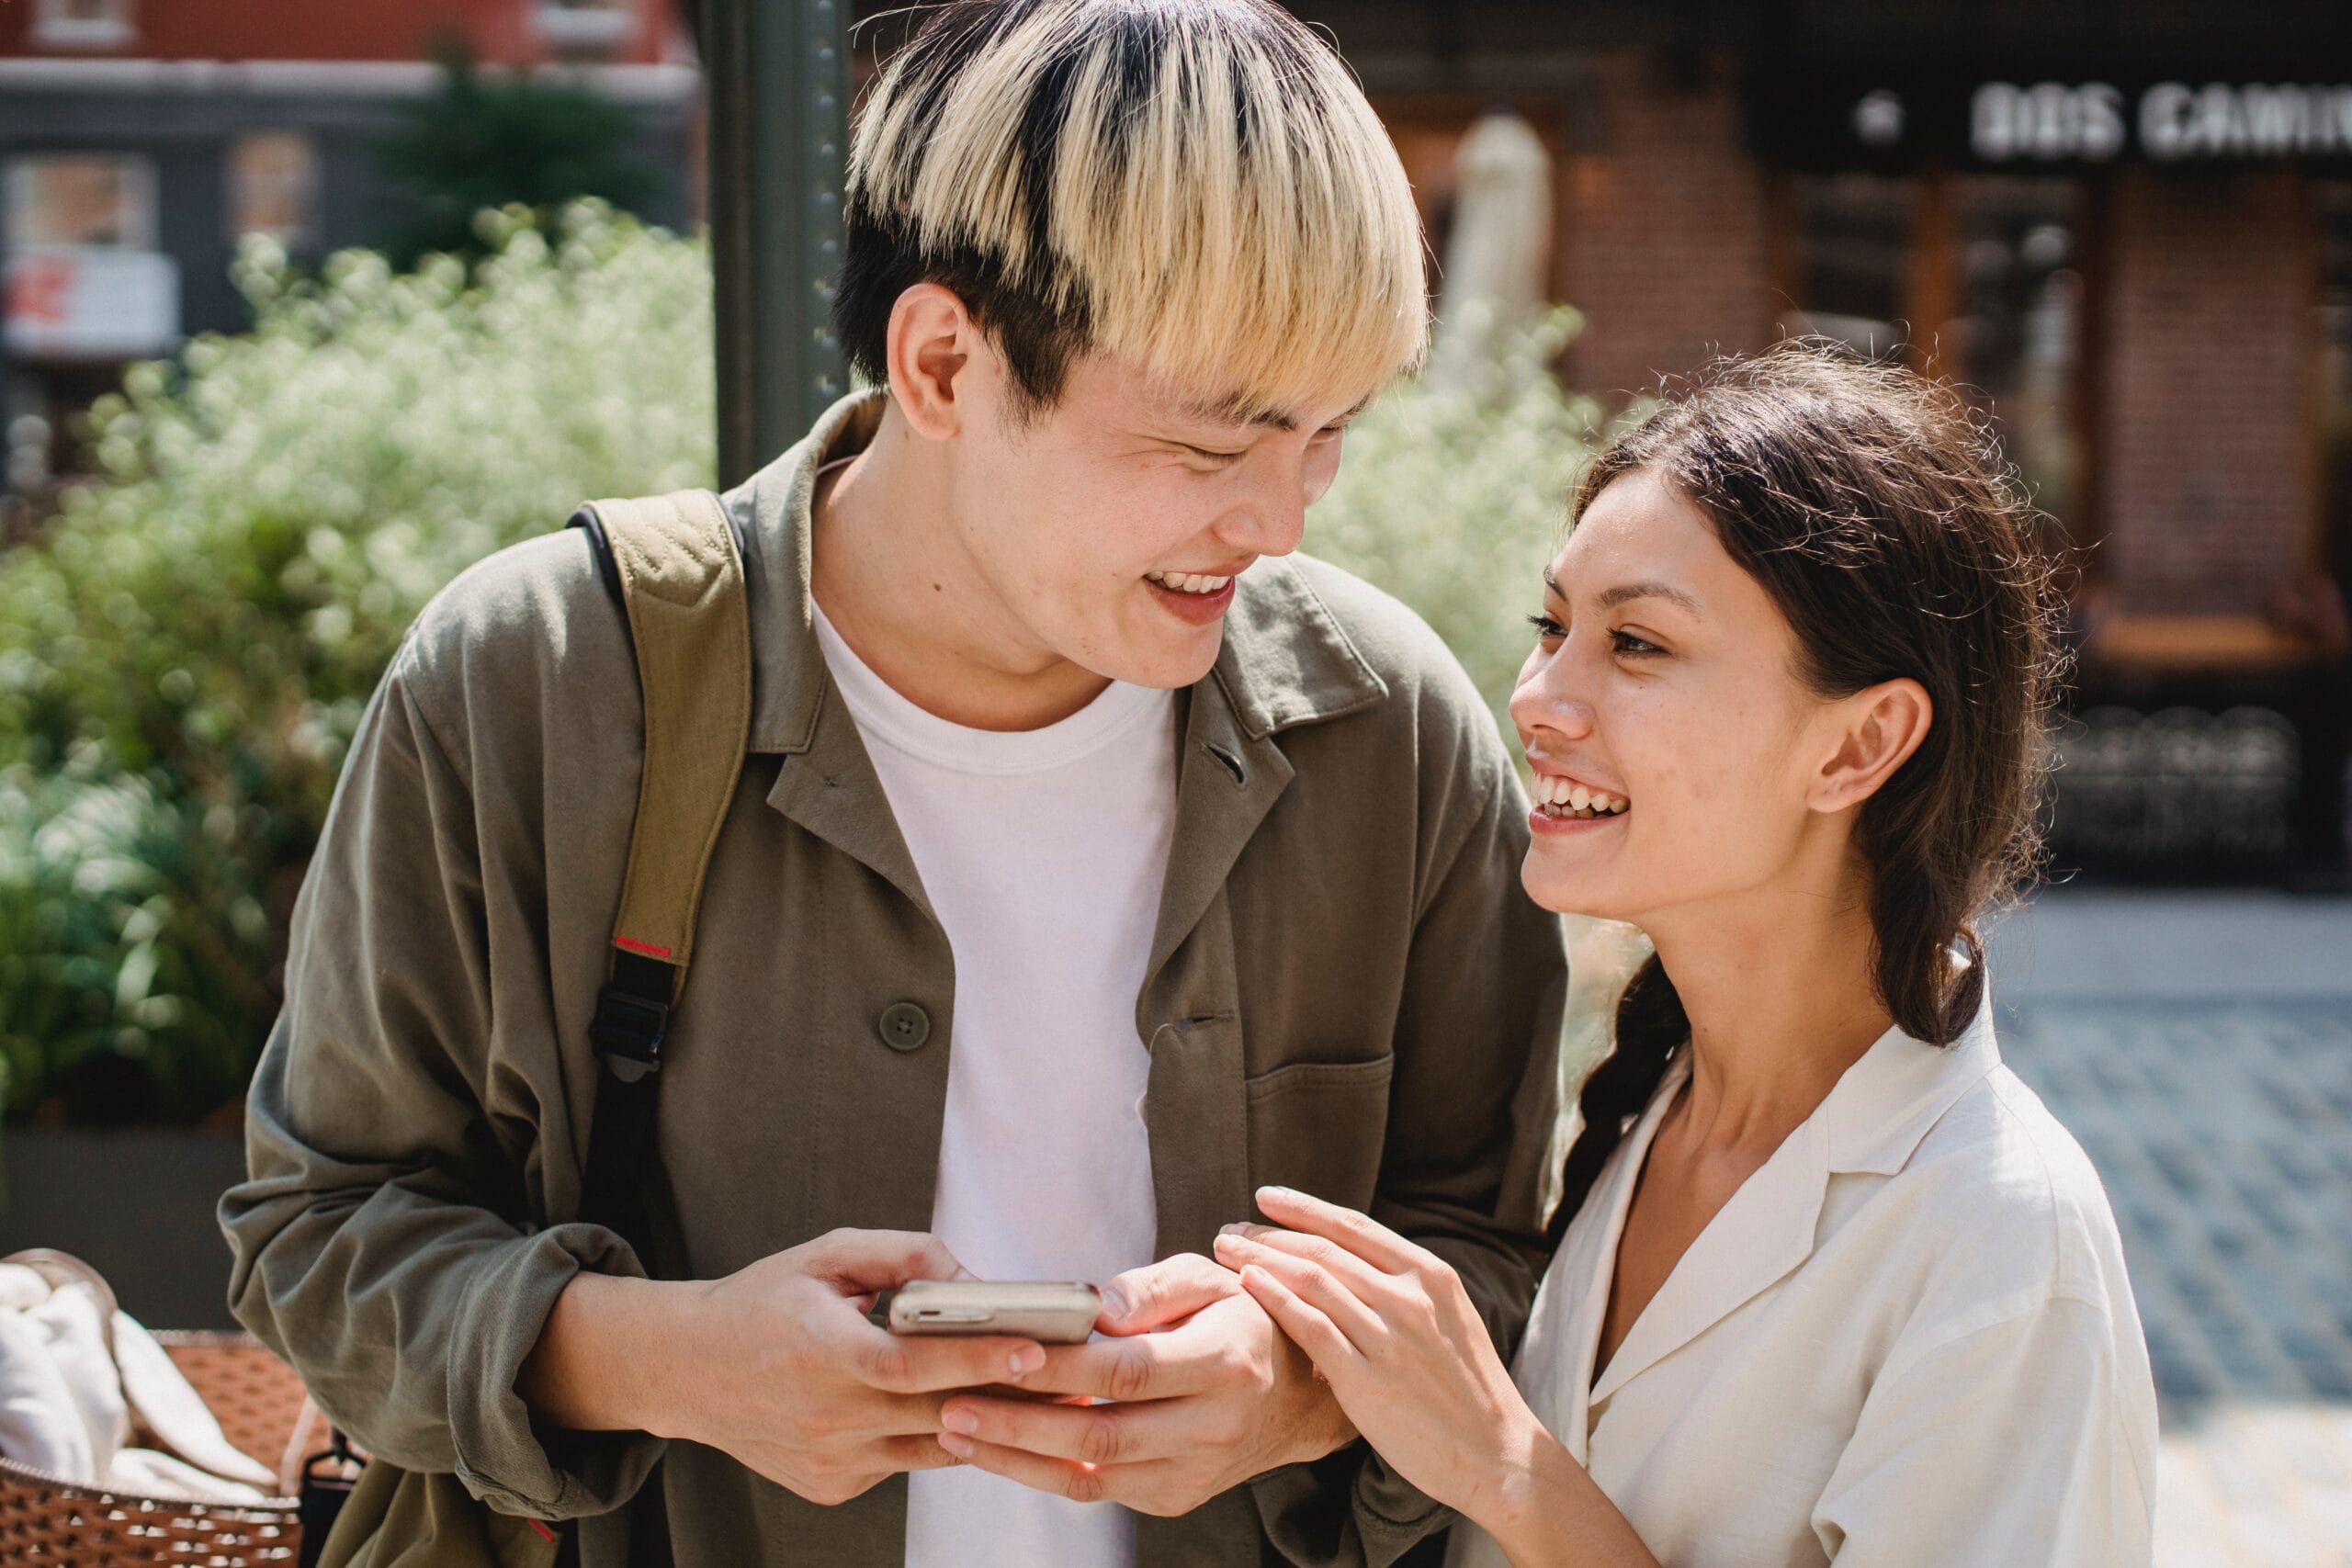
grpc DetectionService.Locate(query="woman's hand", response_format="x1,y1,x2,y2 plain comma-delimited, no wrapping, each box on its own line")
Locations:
1214,1187,1657,1568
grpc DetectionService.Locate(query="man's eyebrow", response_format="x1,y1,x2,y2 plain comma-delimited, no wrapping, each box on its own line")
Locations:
1180,389,1376,434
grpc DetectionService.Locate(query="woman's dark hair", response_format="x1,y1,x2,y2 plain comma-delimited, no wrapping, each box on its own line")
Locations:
1549,343,2064,1245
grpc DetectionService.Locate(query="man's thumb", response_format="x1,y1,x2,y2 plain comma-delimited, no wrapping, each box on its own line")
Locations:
1096,1253,1238,1334
807,1228,976,1291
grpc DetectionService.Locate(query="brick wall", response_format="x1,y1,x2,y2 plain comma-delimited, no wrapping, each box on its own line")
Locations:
2101,168,2317,615
1558,54,1775,400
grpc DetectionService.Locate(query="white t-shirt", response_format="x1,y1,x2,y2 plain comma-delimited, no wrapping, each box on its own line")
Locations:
810,601,1176,1568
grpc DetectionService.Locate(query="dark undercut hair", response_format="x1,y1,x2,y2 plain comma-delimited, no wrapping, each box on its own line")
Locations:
836,0,1429,417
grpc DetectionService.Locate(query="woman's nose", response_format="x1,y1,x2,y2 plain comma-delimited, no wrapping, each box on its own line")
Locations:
1510,658,1597,741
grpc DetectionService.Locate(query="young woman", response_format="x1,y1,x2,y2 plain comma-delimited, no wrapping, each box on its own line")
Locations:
1213,346,2158,1565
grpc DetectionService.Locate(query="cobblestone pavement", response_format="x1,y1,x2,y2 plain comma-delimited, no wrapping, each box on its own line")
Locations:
1989,891,2352,1567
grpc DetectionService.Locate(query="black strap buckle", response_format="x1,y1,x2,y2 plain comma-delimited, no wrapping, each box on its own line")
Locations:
590,984,670,1083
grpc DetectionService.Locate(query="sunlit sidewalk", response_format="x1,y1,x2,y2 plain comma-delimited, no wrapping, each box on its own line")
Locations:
1989,890,2352,1568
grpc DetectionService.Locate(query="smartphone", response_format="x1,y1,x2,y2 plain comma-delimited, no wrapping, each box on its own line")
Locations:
886,1280,1101,1343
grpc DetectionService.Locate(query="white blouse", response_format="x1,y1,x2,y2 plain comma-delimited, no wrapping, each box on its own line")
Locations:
1450,1002,2157,1568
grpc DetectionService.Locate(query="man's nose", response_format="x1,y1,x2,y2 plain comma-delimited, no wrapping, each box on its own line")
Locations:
1218,464,1310,559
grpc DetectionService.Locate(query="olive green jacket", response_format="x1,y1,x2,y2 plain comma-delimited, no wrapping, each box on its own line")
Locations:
220,392,1566,1568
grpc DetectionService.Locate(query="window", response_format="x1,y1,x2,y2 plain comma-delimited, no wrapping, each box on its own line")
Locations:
1953,176,2086,534
1781,171,2087,542
30,0,135,49
6,154,156,250
6,155,175,361
537,0,636,51
1783,175,1915,359
2320,185,2352,617
227,132,319,247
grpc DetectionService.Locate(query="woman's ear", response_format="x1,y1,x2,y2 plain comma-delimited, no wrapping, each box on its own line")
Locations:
883,282,993,441
1808,677,1933,815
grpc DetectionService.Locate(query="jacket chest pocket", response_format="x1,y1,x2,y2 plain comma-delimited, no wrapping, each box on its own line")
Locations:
1242,1055,1395,1207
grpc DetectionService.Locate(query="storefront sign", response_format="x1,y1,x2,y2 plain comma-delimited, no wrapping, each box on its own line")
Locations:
1749,61,2352,174
4,246,179,359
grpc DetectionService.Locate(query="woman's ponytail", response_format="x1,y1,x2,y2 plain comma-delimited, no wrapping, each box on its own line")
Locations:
1548,954,1688,1248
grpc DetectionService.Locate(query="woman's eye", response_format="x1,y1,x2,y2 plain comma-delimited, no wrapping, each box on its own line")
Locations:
1525,613,1566,642
1610,628,1662,657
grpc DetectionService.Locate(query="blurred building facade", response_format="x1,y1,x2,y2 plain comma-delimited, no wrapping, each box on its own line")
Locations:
0,0,698,489
1252,0,2352,870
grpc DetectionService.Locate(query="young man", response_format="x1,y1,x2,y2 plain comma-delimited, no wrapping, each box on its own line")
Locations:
220,3,1566,1565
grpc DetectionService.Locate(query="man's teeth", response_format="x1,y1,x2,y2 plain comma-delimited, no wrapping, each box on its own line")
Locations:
1146,570,1232,595
1533,774,1629,818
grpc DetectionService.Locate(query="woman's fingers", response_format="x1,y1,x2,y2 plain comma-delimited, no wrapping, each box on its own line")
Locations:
1216,1234,1388,1351
1216,1218,1394,1309
1234,1260,1364,1377
1251,1185,1434,1276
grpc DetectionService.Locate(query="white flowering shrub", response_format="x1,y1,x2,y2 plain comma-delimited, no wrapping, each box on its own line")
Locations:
1307,309,1610,741
0,214,1610,1122
0,201,712,1119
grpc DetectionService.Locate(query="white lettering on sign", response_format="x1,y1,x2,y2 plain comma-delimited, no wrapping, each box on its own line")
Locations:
1971,80,2352,163
1972,82,2127,163
2141,82,2352,159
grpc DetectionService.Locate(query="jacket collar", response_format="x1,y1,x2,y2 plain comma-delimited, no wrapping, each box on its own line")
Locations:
1586,995,2003,1409
724,389,1388,756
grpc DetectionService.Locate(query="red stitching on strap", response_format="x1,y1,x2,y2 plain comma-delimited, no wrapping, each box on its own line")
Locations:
614,935,673,959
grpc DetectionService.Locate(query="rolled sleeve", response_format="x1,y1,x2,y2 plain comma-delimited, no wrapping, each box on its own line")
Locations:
1254,1449,1456,1568
220,630,659,1520
449,1223,663,1517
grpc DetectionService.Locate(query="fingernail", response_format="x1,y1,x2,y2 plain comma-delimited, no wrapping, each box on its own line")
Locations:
940,1433,973,1459
1213,1233,1243,1253
943,1406,978,1435
1258,1185,1294,1201
1010,1345,1045,1375
1097,1283,1126,1321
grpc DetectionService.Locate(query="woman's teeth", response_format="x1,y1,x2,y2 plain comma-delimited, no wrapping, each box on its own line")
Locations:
1147,570,1231,595
1533,773,1630,819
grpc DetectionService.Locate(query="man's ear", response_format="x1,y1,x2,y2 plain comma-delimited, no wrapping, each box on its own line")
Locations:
884,282,992,441
1808,677,1932,815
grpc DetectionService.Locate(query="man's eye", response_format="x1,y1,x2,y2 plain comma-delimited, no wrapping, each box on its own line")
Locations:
1525,614,1566,641
1183,444,1245,462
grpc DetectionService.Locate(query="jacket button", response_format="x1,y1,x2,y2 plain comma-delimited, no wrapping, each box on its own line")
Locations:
878,1002,931,1052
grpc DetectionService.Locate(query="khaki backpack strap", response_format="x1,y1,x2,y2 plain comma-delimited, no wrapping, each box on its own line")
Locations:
568,489,748,1265
590,488,752,976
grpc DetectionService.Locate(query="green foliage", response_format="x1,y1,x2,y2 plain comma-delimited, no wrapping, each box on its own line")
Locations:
374,41,665,268
1307,309,1612,743
0,201,712,1120
0,214,1601,1124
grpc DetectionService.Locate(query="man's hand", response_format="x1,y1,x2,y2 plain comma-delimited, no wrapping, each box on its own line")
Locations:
525,1228,1046,1507
931,1253,1356,1516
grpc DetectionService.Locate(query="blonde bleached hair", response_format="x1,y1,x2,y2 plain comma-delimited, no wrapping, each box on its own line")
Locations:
837,0,1429,423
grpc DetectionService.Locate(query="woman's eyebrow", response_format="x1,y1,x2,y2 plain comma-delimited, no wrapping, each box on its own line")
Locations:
1591,579,1705,618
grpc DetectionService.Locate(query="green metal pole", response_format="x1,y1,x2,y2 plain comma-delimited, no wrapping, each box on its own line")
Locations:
707,0,852,489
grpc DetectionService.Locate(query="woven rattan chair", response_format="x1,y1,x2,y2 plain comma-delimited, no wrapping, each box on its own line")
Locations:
0,1331,335,1565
